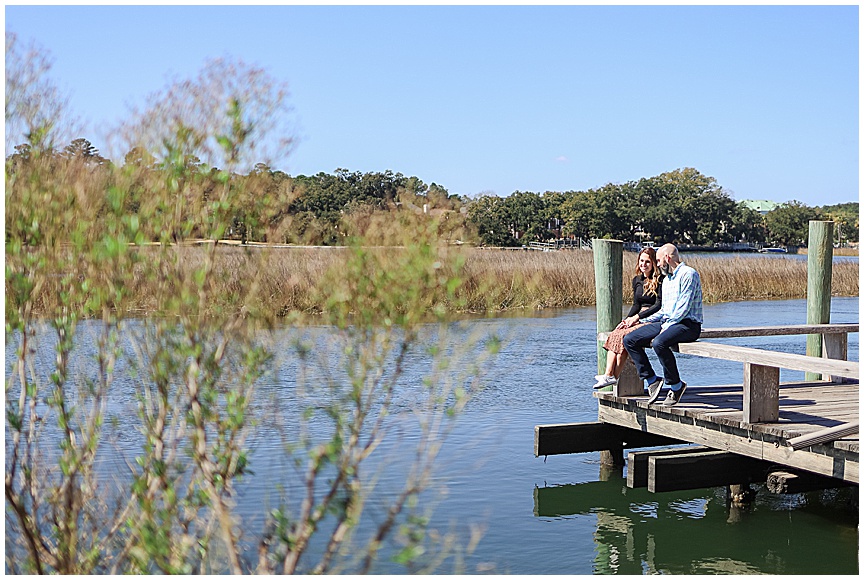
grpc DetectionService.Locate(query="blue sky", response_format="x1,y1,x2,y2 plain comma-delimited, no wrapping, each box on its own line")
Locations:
5,5,859,206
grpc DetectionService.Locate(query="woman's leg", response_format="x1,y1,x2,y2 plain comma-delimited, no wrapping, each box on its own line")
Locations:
607,349,630,379
604,351,617,377
613,349,629,377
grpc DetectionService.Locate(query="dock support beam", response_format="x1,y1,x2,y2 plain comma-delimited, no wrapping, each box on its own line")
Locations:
806,220,834,381
534,422,682,457
647,450,767,493
626,446,709,488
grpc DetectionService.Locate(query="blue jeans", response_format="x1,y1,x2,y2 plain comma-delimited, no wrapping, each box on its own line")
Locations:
622,320,701,386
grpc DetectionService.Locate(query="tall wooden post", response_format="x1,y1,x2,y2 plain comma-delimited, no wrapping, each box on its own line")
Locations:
593,239,623,376
805,220,834,381
593,239,625,467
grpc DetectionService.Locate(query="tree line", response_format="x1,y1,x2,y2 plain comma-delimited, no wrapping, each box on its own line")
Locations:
467,168,858,248
6,138,858,248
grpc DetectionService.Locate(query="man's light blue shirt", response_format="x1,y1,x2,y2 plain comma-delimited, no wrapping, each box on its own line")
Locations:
643,262,703,331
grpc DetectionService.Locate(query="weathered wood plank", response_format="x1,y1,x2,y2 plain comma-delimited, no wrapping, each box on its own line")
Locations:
700,323,856,338
613,358,643,397
599,389,860,441
743,363,780,423
626,446,711,488
823,333,850,382
835,441,859,453
678,341,859,378
788,421,859,450
534,421,682,457
648,450,769,493
806,220,834,381
781,392,860,405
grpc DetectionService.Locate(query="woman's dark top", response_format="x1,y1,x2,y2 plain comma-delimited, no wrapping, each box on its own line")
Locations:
627,274,662,319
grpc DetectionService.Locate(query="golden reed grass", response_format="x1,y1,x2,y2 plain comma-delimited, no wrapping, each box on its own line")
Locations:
77,246,856,318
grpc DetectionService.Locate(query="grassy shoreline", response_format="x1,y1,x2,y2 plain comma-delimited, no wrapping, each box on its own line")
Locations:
20,246,857,319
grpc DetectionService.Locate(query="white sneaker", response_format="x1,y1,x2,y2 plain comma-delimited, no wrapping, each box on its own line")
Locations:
593,375,618,389
595,374,606,382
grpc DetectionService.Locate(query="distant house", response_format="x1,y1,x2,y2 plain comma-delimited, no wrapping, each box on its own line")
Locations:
739,199,780,215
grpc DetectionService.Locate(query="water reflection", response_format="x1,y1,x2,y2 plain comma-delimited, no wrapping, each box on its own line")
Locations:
534,473,858,574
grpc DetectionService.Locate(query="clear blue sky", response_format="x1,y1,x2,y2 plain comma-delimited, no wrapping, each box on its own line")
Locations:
5,5,859,206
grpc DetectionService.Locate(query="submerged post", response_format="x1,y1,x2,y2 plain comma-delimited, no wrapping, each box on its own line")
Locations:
593,239,623,376
805,220,834,381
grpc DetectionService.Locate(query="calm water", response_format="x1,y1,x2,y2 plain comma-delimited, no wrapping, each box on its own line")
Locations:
6,297,859,574
215,297,859,573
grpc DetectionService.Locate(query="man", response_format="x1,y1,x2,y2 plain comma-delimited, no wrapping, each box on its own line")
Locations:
622,243,702,406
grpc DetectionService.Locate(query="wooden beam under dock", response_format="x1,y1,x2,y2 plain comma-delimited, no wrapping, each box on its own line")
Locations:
647,450,768,493
534,421,683,457
626,446,710,488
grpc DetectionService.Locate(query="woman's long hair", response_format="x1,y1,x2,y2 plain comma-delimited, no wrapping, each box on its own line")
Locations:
635,246,660,297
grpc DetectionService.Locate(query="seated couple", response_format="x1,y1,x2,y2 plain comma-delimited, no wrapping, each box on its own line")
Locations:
593,243,703,407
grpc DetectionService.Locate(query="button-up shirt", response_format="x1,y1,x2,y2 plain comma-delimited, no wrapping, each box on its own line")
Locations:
643,262,703,331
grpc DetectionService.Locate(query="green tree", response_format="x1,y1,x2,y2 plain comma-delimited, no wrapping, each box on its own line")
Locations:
624,177,676,243
727,202,767,244
559,190,597,240
653,168,731,244
466,194,516,246
501,190,547,242
820,202,859,245
560,184,627,240
764,201,823,246
541,190,569,236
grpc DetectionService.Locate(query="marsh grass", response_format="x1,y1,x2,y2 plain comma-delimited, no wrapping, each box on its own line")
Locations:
799,246,858,256
34,246,853,319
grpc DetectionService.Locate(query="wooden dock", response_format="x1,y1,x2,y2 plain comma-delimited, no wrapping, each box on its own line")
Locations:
593,379,858,484
541,227,859,497
536,322,859,494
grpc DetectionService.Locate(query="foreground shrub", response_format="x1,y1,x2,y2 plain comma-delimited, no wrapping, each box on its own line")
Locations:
6,43,497,574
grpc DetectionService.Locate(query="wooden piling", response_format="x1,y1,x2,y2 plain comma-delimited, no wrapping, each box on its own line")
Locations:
806,220,834,381
592,239,623,376
593,239,625,466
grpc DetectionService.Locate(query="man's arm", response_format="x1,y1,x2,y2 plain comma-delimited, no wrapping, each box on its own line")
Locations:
642,310,663,324
661,269,700,327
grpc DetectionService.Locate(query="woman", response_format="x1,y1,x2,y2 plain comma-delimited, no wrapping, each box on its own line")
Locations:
593,246,662,389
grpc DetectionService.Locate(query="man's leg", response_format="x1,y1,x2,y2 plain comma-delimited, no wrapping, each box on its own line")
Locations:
652,320,701,386
622,322,663,381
